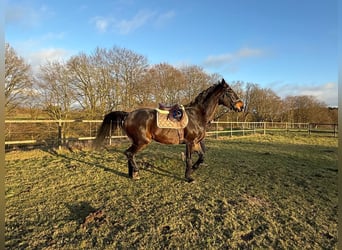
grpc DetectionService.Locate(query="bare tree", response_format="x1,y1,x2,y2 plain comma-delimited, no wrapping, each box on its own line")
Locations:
179,65,212,104
66,47,148,116
90,47,119,114
5,43,33,115
107,47,148,110
328,107,338,124
67,53,98,118
250,87,282,122
38,61,74,120
144,63,186,105
283,95,328,123
67,50,117,118
239,82,255,121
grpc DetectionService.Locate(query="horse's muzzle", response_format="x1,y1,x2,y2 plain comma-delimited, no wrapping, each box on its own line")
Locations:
234,101,244,112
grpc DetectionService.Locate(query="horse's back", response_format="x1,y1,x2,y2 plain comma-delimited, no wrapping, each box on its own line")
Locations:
126,108,155,125
126,108,186,144
123,108,155,140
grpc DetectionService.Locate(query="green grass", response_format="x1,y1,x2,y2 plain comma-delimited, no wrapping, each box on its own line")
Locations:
5,134,338,249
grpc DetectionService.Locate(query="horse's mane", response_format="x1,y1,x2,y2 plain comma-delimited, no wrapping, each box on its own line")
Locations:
186,83,222,107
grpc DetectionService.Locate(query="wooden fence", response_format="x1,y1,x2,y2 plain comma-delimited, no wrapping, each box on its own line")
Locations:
207,121,309,138
5,120,338,149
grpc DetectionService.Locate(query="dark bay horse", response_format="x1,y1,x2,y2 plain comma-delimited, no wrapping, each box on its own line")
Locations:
94,79,243,182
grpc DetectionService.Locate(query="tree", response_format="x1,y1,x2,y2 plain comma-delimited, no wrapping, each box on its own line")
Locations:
66,47,149,116
107,47,149,110
67,49,116,118
89,47,119,114
67,53,100,118
180,65,211,103
38,61,74,120
283,96,328,123
250,87,282,122
5,43,33,115
144,63,186,105
328,107,338,124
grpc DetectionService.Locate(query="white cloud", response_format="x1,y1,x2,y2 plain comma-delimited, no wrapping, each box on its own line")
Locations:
90,9,175,34
115,9,156,34
41,32,66,41
26,48,74,73
271,81,338,107
236,48,263,57
5,2,54,28
9,32,70,73
91,16,111,33
301,82,337,106
13,32,66,48
204,54,234,66
203,48,264,68
155,10,176,27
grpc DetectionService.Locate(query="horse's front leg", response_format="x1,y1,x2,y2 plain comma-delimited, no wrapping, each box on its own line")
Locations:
192,152,204,170
192,141,205,170
185,143,195,182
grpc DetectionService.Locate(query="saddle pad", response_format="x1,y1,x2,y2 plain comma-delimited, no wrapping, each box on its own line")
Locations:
156,110,189,129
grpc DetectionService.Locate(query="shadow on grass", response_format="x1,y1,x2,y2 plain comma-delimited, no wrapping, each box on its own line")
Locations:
65,201,97,223
45,146,187,182
139,161,185,182
44,148,129,179
102,145,186,182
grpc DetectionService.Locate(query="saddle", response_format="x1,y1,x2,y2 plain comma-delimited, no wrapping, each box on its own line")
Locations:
157,103,184,122
155,103,188,141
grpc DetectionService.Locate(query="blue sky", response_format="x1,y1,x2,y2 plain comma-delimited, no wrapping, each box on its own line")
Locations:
5,0,338,106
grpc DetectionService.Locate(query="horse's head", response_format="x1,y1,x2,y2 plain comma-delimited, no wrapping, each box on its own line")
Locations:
218,79,244,112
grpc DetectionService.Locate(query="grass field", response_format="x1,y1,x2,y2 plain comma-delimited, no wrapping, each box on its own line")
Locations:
5,134,338,249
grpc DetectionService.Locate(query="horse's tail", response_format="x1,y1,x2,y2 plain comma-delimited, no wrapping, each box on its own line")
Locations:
93,111,129,149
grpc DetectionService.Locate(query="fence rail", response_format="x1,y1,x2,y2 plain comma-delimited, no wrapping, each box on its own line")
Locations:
207,121,310,138
5,120,338,149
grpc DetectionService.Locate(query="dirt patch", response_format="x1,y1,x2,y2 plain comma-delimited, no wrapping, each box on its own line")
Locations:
81,209,107,229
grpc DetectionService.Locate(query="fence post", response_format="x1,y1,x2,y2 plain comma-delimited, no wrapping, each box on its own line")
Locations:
109,120,112,145
230,122,233,137
89,122,92,138
285,122,288,133
58,120,62,150
334,124,337,137
216,122,218,139
263,122,266,135
308,123,311,135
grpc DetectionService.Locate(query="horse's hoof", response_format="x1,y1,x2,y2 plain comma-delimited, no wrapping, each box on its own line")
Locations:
132,172,140,180
186,177,195,183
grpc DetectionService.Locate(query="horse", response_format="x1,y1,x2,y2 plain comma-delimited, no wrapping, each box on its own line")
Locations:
93,79,244,182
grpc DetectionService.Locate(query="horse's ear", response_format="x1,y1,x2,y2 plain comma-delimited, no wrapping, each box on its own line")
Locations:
221,78,229,87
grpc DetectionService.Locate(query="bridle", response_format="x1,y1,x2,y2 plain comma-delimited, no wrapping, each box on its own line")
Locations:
212,87,242,122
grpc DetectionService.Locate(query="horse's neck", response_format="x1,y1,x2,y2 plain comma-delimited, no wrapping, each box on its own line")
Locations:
189,93,221,123
202,101,219,123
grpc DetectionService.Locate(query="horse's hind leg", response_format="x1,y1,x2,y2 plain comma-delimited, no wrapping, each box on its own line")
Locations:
125,145,138,179
124,142,149,180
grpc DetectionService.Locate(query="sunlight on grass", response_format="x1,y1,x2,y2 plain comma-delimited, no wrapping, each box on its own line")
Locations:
5,134,338,249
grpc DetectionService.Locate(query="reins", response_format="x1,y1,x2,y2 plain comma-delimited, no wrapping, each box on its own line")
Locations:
212,108,230,122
